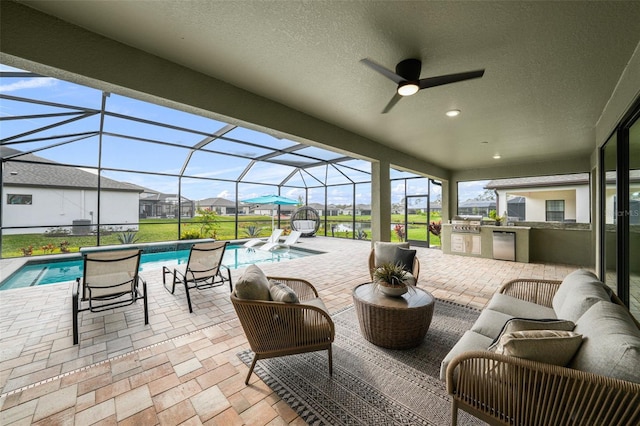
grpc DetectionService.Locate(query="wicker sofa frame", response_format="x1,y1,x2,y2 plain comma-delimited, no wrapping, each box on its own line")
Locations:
230,276,335,384
446,278,640,426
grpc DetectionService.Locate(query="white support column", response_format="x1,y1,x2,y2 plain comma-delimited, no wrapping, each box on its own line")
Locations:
371,159,391,243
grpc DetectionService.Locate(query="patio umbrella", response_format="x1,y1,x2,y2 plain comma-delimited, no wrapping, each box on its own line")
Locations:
242,194,298,230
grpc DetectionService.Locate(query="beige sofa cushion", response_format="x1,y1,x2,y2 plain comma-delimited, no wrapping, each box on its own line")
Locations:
440,330,494,381
492,330,583,366
471,309,515,339
552,269,611,322
487,317,575,350
569,301,640,383
486,293,557,319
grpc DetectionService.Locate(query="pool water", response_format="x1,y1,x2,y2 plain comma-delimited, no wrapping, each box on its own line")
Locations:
0,244,315,290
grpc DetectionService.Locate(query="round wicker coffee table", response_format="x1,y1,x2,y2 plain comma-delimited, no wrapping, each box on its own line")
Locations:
352,283,435,349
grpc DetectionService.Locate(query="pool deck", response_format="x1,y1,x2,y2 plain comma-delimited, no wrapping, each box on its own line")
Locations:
0,237,580,424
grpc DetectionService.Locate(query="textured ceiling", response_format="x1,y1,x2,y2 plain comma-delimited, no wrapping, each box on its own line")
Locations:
21,1,640,172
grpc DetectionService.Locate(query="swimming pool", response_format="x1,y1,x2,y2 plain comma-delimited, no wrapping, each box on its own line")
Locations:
0,244,317,290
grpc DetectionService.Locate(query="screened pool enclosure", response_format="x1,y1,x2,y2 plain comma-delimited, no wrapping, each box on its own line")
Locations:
0,65,442,258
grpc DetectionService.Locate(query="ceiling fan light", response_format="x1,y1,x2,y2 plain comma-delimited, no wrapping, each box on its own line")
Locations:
397,82,419,96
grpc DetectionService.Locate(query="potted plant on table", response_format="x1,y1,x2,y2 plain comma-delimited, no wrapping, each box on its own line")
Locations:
372,262,410,297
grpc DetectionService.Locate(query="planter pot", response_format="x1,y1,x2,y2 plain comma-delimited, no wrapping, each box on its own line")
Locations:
378,283,408,297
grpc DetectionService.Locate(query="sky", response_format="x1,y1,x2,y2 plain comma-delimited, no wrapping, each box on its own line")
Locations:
1,63,480,205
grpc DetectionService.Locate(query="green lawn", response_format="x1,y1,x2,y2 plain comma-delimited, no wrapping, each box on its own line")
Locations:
1,213,442,258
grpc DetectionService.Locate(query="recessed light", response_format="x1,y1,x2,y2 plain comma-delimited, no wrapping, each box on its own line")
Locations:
446,109,461,117
493,154,501,159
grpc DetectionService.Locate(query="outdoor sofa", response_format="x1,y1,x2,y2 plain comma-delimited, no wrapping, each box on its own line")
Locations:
442,269,640,425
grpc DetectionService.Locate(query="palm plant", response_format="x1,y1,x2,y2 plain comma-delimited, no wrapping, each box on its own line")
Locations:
117,231,140,244
243,225,264,238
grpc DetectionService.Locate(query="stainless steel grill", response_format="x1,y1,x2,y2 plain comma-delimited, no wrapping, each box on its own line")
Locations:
451,215,482,233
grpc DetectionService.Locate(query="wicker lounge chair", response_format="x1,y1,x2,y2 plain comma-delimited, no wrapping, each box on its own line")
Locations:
260,230,301,251
73,249,148,345
231,276,335,384
368,241,420,285
244,228,283,248
163,241,232,313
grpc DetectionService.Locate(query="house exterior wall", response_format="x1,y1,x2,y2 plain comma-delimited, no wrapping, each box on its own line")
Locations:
3,186,139,234
497,185,590,223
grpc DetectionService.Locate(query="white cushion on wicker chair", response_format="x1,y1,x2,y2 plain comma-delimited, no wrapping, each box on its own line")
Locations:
374,241,410,266
235,265,270,300
269,280,299,303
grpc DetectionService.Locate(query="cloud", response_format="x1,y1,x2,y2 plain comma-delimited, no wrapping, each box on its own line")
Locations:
0,78,57,92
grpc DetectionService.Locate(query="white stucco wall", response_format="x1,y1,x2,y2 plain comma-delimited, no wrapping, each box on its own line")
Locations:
497,184,590,223
3,186,139,234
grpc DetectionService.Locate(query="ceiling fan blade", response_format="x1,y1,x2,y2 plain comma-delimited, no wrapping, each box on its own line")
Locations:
418,69,485,90
382,93,402,114
361,58,405,84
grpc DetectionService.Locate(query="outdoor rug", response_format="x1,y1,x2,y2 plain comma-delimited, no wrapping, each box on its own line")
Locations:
237,299,486,425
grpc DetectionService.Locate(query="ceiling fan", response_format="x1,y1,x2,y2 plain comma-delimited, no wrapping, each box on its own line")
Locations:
360,58,485,113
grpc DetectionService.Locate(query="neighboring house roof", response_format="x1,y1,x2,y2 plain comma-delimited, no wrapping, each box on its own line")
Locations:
197,197,236,208
459,200,496,208
485,173,590,189
1,147,142,192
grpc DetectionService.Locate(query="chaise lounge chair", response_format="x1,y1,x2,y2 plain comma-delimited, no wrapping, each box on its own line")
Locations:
163,241,232,313
243,228,283,248
260,230,301,251
73,249,148,345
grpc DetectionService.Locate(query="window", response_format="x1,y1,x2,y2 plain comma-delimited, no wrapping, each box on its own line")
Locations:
7,194,32,205
546,200,564,221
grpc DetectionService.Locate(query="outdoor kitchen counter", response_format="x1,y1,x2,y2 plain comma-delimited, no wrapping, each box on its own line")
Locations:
441,224,531,263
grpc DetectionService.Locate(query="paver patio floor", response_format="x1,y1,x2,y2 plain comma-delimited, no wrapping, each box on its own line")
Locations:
0,237,580,424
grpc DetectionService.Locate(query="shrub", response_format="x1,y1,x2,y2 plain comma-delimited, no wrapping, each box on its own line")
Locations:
117,231,140,244
243,225,263,238
180,229,201,240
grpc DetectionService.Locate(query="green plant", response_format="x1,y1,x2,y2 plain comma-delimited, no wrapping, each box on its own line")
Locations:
243,225,263,238
59,241,70,253
488,210,503,223
180,229,202,240
372,262,408,287
117,231,140,244
355,229,368,240
193,208,219,238
20,245,33,256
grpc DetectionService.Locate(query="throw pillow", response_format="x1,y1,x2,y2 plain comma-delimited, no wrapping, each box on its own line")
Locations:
393,247,416,273
234,264,270,300
488,317,575,350
269,280,299,303
492,330,583,366
374,241,410,267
